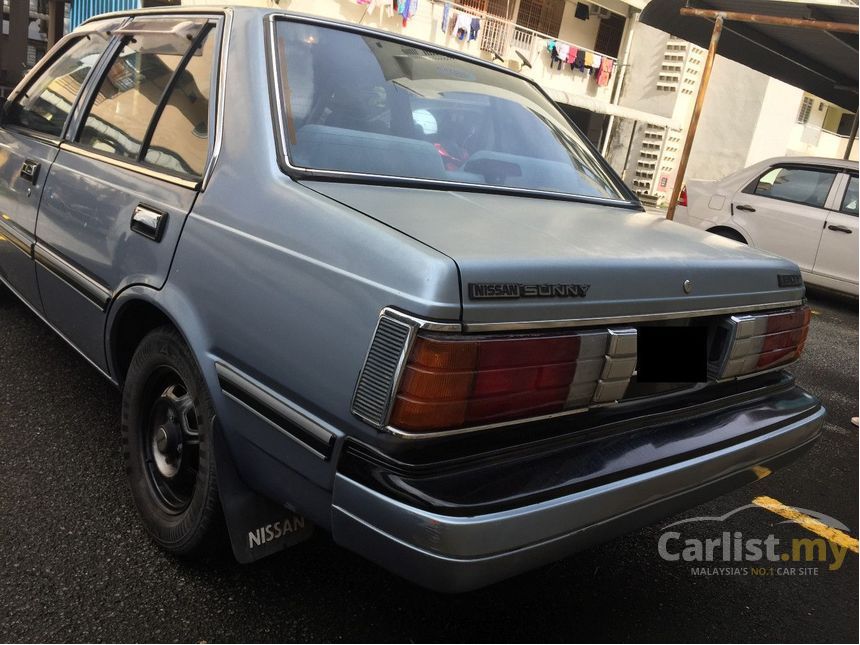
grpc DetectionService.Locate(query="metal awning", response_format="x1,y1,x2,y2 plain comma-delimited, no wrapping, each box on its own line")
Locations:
545,88,681,129
640,0,858,111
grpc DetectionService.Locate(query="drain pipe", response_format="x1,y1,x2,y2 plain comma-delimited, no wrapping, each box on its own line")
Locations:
600,7,639,157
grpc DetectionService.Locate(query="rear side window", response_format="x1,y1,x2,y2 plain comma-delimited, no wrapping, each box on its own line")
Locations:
143,29,216,176
78,18,215,178
841,175,858,216
5,34,111,137
746,166,836,209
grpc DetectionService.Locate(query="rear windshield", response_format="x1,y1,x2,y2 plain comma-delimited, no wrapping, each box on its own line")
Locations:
271,21,626,202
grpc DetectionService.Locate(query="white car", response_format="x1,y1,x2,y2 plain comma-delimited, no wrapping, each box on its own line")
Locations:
675,156,858,296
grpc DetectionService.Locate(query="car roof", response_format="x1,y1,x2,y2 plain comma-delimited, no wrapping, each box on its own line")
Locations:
754,156,858,171
80,4,542,92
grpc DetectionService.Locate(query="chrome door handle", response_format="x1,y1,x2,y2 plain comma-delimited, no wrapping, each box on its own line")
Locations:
828,224,852,234
735,204,756,212
131,205,167,241
20,159,40,184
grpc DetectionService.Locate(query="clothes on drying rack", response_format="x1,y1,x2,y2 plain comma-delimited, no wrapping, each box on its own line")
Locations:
469,17,480,41
399,0,418,26
547,38,613,82
596,57,615,86
454,12,472,40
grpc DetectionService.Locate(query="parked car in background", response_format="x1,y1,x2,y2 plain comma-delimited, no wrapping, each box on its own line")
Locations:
674,156,858,296
0,7,825,592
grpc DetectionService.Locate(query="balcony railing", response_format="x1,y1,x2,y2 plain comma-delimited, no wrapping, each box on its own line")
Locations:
430,0,617,68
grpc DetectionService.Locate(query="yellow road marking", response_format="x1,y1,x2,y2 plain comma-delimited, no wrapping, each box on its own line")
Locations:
752,465,772,479
753,496,858,553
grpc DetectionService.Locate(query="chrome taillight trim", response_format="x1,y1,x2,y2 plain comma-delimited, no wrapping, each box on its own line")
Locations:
355,308,641,438
714,308,809,381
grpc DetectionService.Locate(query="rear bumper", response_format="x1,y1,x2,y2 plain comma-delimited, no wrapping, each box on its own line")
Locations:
331,382,824,592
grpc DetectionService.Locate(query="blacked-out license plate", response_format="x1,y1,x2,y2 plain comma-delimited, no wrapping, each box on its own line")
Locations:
637,326,708,383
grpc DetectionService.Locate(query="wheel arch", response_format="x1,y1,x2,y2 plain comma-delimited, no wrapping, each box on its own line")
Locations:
707,225,748,244
106,285,211,388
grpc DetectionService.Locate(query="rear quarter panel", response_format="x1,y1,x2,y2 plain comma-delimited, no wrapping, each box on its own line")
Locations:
163,10,460,507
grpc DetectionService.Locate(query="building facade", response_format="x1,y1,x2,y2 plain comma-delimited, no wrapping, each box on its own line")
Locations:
0,1,70,96
607,14,857,206
180,0,658,147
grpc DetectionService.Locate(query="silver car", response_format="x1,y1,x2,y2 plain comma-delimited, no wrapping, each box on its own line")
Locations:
0,6,824,592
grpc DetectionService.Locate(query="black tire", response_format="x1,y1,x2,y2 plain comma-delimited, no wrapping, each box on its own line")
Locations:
121,325,223,557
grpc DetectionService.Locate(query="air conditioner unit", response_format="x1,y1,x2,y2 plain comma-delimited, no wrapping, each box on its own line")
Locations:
590,4,612,19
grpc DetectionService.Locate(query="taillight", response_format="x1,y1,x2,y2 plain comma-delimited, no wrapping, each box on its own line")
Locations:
678,186,688,207
388,328,637,433
720,306,811,379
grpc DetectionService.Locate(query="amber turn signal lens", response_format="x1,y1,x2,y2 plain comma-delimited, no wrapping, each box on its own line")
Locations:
388,333,584,432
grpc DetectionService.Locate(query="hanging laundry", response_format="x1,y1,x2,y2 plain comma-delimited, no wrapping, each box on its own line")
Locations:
469,17,481,41
455,12,472,41
566,45,578,65
573,49,586,71
556,43,570,63
597,58,614,87
584,51,594,68
399,0,418,27
441,2,450,31
546,39,556,54
592,54,602,69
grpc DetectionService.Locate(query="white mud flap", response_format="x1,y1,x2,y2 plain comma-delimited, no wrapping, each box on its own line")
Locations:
214,419,314,563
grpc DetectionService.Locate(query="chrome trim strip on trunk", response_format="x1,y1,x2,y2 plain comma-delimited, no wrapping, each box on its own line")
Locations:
33,243,111,310
460,300,806,332
215,361,336,460
0,216,34,257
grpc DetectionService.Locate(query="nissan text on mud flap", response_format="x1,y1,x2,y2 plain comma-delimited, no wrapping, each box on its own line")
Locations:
0,6,824,592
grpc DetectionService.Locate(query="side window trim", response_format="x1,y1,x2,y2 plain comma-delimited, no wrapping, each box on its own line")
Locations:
741,163,838,210
66,16,222,184
839,173,858,217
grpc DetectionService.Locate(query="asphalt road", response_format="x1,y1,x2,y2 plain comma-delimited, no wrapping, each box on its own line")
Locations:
0,285,856,643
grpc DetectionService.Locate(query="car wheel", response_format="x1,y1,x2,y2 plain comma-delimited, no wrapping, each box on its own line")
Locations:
121,325,223,556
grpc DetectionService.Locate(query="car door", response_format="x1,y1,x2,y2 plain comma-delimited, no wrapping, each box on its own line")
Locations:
0,21,117,310
730,164,840,272
811,172,858,292
35,16,220,369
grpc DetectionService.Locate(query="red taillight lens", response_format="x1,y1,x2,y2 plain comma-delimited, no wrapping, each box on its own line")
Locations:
721,305,811,378
678,186,688,207
388,330,634,433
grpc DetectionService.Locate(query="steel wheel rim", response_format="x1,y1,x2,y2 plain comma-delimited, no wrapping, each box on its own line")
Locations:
142,367,201,514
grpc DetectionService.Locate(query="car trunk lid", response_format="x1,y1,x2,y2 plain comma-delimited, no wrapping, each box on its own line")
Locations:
302,182,805,325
